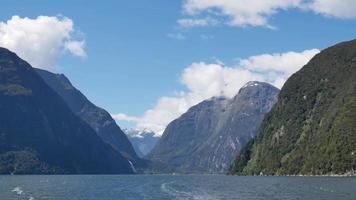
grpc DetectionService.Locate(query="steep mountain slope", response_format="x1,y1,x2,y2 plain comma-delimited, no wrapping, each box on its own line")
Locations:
0,47,133,174
230,40,356,176
36,69,140,164
123,128,159,157
148,82,279,173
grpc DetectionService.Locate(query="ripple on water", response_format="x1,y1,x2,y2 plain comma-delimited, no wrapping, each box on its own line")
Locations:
12,186,35,200
160,181,216,200
1,175,356,200
12,186,24,195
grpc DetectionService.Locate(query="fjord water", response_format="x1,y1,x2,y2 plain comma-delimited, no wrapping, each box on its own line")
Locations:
1,175,355,200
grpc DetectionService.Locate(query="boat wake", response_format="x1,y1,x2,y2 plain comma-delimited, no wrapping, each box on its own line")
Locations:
12,186,35,200
12,186,24,195
160,181,216,200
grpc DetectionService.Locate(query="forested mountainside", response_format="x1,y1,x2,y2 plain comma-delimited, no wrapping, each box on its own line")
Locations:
230,40,356,176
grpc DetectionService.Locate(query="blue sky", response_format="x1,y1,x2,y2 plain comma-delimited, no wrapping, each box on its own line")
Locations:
1,0,356,133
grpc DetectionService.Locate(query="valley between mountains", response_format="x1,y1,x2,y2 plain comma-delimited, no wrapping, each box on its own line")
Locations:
0,39,355,176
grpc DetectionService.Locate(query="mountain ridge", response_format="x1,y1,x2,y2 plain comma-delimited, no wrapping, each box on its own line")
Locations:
36,69,141,165
148,81,279,173
0,47,133,174
230,40,356,176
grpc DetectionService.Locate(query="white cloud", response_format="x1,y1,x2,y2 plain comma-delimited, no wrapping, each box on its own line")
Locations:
236,49,320,88
179,0,356,28
115,49,320,135
177,18,218,27
181,0,302,27
307,0,356,19
0,15,86,69
112,113,139,122
64,40,87,58
135,96,193,135
180,62,262,98
239,49,319,74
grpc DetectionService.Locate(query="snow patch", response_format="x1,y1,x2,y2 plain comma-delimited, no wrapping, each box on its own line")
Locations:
242,81,260,88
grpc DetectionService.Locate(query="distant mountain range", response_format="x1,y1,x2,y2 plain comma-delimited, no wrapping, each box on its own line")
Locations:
123,128,159,157
230,40,356,176
148,81,279,173
36,69,143,167
0,47,134,174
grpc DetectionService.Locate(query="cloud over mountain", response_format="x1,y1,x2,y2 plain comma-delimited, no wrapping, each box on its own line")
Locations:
115,49,319,134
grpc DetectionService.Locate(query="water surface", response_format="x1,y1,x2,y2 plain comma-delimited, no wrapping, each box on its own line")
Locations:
0,175,355,200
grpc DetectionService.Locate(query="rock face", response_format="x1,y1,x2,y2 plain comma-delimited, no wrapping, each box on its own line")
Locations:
230,40,356,176
123,128,159,157
0,47,133,174
148,82,279,173
36,69,140,164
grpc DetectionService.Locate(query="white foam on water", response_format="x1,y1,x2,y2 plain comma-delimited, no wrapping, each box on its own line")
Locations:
12,186,35,200
12,186,24,195
161,181,216,200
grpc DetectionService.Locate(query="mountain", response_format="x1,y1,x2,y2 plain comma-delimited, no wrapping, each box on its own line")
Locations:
0,47,133,174
36,69,141,165
230,40,356,176
148,82,279,173
123,128,159,157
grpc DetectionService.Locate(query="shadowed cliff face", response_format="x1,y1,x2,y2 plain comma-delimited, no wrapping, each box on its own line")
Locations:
230,40,356,176
36,69,141,165
0,47,133,174
148,81,279,173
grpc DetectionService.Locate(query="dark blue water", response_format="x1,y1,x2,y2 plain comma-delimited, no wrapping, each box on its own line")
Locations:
0,175,355,200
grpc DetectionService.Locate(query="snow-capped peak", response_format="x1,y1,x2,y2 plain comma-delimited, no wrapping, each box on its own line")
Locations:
122,128,158,138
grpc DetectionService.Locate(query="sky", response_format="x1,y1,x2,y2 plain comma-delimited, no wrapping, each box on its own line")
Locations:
1,0,356,135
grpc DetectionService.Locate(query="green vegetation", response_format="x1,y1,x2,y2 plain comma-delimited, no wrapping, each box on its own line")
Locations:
230,40,356,176
0,84,32,96
0,150,63,174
